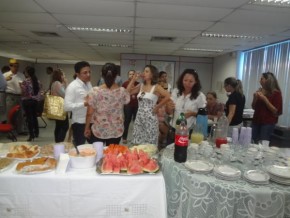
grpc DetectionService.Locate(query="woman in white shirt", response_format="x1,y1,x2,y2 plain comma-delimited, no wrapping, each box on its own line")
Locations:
169,69,206,131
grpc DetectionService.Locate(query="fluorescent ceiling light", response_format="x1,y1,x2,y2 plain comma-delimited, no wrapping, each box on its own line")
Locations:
202,32,262,40
67,26,131,33
183,48,223,52
249,0,290,7
90,43,131,48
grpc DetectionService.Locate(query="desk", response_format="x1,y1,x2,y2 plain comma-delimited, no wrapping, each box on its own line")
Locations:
0,165,167,218
161,148,290,218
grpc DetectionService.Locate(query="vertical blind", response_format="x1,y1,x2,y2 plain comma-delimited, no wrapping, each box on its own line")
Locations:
238,40,290,127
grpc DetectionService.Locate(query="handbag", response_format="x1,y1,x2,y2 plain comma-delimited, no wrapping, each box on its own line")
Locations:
42,93,67,120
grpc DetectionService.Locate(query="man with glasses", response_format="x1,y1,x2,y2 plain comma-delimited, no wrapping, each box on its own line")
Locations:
3,59,26,133
64,61,92,146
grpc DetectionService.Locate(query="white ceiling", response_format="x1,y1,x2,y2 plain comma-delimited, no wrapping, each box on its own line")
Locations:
0,0,290,64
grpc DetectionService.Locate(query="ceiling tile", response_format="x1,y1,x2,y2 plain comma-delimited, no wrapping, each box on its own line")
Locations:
35,0,135,16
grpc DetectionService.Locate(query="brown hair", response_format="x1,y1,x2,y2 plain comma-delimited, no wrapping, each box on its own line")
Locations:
207,91,217,99
102,63,118,88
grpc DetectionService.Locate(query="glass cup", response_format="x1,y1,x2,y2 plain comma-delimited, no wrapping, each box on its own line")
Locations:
215,137,227,149
191,133,203,144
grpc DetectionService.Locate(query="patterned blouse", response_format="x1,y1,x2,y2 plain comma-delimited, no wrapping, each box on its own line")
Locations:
20,78,42,101
88,87,130,139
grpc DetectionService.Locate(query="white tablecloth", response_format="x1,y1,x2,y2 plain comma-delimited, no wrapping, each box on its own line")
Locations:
0,165,167,218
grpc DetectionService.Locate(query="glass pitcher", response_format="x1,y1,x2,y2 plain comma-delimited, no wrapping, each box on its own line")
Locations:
191,124,204,144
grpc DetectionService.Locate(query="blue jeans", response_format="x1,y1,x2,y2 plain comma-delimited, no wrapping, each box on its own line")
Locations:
252,123,275,143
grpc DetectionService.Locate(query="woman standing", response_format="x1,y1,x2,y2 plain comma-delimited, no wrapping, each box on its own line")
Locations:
206,91,224,121
251,72,283,143
169,69,206,131
127,65,170,145
158,71,172,93
20,66,41,141
84,63,130,145
50,69,69,143
121,70,139,144
224,77,245,132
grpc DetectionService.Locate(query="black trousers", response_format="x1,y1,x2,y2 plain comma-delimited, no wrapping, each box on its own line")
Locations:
54,115,69,143
22,99,39,138
122,105,138,140
72,123,87,146
89,133,121,146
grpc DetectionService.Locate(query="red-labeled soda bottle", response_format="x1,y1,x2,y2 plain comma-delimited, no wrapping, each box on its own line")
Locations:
174,119,189,163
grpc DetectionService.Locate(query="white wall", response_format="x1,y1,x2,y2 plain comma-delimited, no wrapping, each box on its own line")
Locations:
0,56,33,75
212,53,237,104
120,53,214,94
0,56,103,91
34,63,102,91
1,54,239,101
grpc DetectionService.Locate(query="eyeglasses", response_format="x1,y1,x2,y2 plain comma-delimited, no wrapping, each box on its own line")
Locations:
138,92,145,101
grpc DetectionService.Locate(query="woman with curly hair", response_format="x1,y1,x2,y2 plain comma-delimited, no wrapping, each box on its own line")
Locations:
168,69,206,131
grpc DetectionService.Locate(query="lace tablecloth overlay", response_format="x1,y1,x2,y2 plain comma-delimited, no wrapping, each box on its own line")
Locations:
161,148,290,218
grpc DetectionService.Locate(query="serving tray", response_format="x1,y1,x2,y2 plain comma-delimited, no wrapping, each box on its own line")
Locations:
96,158,160,176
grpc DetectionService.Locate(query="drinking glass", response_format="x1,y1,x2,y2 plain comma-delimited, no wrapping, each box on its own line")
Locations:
221,148,232,164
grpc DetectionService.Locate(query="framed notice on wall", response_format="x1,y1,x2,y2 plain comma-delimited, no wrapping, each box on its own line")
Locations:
150,60,175,87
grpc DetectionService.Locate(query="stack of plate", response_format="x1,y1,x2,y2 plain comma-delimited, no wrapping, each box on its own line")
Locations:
213,165,241,181
184,160,214,174
266,165,290,185
243,170,270,185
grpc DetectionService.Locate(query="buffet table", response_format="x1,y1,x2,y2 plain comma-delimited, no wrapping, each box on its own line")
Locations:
161,147,290,218
0,165,167,218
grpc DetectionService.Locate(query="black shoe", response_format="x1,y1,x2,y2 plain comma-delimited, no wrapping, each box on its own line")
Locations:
27,136,34,142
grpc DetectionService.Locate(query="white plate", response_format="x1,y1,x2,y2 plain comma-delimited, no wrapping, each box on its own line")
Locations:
6,150,40,161
16,168,54,175
214,172,240,181
214,165,241,177
266,165,290,179
185,160,214,173
244,170,270,183
244,177,269,185
0,158,15,173
270,176,290,186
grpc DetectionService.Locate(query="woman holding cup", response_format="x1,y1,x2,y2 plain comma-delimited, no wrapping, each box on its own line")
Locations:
251,72,283,143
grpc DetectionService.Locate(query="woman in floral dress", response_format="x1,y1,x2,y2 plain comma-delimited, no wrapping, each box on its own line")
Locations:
84,63,130,145
127,65,170,145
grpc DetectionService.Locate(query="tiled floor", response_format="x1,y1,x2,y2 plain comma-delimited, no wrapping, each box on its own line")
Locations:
0,117,134,147
0,118,56,146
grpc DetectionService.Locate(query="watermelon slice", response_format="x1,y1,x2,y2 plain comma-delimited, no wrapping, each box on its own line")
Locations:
127,160,143,175
143,159,159,173
101,158,113,173
117,154,128,171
